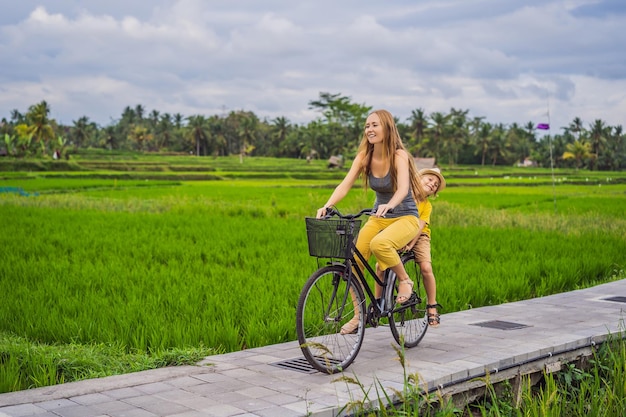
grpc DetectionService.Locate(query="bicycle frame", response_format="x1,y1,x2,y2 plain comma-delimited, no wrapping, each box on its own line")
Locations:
339,240,396,318
298,208,429,374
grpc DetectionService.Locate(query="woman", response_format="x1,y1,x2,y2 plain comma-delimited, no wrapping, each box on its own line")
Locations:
316,109,427,334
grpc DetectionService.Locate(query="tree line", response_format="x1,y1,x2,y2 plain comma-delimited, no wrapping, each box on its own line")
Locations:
1,92,624,170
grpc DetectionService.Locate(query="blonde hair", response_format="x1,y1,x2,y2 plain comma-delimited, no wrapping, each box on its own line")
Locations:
356,109,427,202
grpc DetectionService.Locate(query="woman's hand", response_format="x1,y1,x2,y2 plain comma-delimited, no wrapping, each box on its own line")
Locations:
374,204,394,218
316,207,328,219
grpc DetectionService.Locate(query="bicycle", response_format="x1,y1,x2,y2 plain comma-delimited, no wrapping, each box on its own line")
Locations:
296,207,429,374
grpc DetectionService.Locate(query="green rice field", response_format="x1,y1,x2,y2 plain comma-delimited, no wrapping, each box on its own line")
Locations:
1,155,625,393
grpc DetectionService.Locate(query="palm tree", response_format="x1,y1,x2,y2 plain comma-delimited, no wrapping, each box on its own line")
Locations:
71,116,94,148
10,109,24,125
567,117,585,141
473,122,492,166
507,122,532,164
588,119,608,170
270,116,291,157
562,140,593,170
26,100,55,155
238,113,259,160
134,104,145,121
207,115,226,156
154,113,173,151
406,108,428,154
603,125,625,171
186,115,210,156
127,125,153,151
445,108,469,165
427,112,449,161
488,123,508,166
101,125,118,150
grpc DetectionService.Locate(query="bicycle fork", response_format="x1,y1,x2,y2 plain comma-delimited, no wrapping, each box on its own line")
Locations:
329,270,362,327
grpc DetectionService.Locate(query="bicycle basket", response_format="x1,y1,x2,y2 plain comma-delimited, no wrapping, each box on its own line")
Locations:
305,217,362,259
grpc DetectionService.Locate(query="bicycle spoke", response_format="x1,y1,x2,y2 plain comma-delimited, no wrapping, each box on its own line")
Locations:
388,253,428,348
296,266,365,373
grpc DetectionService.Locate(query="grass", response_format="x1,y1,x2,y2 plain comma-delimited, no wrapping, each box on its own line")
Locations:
0,157,625,393
334,332,626,416
0,331,213,393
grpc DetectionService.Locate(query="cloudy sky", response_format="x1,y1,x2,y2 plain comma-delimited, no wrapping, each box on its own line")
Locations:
1,0,624,133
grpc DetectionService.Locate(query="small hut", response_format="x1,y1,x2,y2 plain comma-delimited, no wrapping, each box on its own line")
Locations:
327,155,344,169
414,157,437,170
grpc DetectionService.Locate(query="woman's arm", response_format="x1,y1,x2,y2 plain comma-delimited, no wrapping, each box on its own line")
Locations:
316,152,364,218
374,149,410,217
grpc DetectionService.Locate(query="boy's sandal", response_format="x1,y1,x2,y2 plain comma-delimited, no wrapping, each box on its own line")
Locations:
395,279,414,304
426,303,441,327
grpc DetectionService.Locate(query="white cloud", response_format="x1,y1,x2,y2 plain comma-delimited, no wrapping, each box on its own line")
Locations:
0,0,624,132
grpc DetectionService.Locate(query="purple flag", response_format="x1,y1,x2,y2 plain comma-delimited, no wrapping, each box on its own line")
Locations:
536,123,550,130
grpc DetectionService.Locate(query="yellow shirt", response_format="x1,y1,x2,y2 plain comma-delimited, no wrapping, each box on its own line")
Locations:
418,199,432,237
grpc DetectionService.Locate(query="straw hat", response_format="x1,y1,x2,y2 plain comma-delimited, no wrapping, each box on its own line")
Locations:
418,167,446,191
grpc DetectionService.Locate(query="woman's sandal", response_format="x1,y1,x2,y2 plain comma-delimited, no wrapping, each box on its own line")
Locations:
340,317,360,335
426,303,441,327
395,279,414,304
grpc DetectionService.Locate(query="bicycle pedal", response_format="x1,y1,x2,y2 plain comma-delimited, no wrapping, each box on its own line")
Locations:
366,304,379,327
400,292,419,306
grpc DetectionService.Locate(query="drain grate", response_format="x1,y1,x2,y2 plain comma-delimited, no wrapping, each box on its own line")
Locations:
270,357,318,374
471,320,529,330
603,296,626,303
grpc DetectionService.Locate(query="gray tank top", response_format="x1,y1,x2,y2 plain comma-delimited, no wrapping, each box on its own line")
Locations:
369,171,418,218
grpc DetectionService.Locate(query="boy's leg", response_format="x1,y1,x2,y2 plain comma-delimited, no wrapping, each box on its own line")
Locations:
419,261,437,306
413,236,440,326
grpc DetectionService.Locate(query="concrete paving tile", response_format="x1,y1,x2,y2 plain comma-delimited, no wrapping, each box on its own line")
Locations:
229,397,275,413
261,392,304,406
211,391,252,405
33,398,77,410
168,396,217,411
167,411,210,417
90,400,136,414
135,382,175,395
69,392,112,405
108,408,158,417
195,403,247,417
164,377,206,389
0,403,47,416
234,385,282,399
126,398,190,416
101,387,145,400
152,389,202,403
0,410,57,417
282,398,333,417
187,371,231,383
185,379,246,396
46,404,102,417
1,279,625,417
219,368,261,379
253,406,307,417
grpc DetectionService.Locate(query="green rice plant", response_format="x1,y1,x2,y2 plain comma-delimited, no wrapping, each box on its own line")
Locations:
0,331,214,391
464,334,626,417
1,162,625,392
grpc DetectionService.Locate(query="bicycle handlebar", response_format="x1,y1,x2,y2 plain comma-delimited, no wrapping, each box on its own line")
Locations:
324,206,375,220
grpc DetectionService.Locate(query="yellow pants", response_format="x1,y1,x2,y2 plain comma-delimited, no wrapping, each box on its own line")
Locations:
354,215,419,271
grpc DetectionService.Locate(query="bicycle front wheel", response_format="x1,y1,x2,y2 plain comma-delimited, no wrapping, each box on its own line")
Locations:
388,252,428,348
296,265,366,374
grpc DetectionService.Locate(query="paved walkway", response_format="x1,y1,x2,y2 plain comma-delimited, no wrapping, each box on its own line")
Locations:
1,279,625,417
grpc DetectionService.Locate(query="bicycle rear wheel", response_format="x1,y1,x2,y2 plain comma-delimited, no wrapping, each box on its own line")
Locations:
388,252,428,348
296,265,366,374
